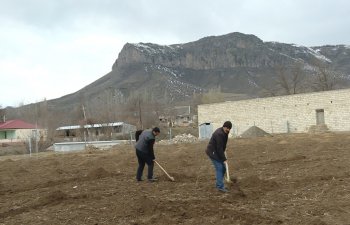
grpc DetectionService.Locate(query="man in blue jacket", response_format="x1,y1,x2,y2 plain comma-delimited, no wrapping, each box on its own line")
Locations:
135,127,160,182
206,121,232,192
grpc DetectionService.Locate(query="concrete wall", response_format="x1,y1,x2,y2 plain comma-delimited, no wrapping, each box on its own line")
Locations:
53,140,130,152
198,89,350,137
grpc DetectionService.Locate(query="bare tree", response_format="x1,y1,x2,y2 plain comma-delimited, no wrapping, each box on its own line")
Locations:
290,61,305,94
0,105,5,122
274,64,292,95
87,89,119,124
273,61,305,95
311,61,340,91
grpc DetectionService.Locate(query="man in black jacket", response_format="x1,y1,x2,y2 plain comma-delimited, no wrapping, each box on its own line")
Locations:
206,121,232,192
135,127,160,182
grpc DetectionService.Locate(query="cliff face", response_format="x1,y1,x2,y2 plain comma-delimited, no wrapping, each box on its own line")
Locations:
113,33,271,70
106,32,350,102
113,32,350,71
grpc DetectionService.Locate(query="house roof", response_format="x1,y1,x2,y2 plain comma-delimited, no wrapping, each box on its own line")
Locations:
56,122,128,130
0,120,38,130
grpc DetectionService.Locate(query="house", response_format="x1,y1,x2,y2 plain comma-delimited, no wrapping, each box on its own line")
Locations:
159,115,173,127
56,122,136,141
0,119,46,142
198,88,350,138
159,106,196,127
174,106,193,127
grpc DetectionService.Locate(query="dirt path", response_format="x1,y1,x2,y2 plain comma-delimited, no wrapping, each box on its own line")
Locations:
1,132,349,225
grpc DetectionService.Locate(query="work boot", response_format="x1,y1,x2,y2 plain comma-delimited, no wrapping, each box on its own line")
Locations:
148,177,158,182
218,188,229,193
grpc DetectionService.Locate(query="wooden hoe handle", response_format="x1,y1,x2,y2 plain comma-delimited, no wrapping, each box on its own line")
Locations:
224,161,232,183
154,160,175,181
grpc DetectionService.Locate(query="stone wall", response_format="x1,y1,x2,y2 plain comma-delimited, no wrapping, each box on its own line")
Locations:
198,89,350,137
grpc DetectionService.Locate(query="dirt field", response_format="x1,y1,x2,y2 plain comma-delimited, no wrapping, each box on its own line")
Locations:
0,132,349,225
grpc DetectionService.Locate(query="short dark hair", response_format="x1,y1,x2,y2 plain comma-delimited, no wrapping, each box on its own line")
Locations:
223,121,232,129
152,127,160,133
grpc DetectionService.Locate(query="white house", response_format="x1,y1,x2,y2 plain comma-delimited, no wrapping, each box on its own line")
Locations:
0,119,46,142
56,121,136,141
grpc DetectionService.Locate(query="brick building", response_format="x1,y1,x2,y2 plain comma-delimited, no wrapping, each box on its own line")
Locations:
198,89,350,138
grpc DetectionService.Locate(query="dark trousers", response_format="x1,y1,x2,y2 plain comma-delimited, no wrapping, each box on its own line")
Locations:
136,150,154,180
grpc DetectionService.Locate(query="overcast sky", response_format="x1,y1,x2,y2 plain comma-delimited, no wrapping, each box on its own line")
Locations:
1,0,349,107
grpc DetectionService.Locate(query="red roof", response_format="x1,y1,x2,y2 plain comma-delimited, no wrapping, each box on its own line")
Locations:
0,120,39,129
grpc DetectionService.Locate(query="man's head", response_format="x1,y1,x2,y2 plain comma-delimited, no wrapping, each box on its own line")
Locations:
222,121,232,134
152,127,160,136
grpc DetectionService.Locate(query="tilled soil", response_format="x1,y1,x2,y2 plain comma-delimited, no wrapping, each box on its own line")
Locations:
0,132,349,225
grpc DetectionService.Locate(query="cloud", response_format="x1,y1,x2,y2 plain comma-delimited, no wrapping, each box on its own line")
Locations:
0,18,124,107
0,0,349,107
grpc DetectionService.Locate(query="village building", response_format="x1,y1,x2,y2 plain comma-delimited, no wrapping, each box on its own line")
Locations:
0,119,46,142
198,88,350,138
159,106,196,127
56,122,136,141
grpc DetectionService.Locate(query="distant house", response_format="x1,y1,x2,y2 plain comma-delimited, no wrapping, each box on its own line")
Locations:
174,106,193,127
0,119,46,142
56,122,136,141
159,115,173,127
159,106,196,127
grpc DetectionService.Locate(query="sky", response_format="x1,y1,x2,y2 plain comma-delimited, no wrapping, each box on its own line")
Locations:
1,0,349,107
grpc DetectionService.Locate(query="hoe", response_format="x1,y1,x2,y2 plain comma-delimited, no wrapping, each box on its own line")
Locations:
154,160,175,181
225,161,232,183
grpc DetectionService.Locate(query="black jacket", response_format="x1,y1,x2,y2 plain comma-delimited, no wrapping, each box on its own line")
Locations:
205,127,228,162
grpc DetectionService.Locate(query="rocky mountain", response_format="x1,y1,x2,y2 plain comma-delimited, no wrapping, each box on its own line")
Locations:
6,32,350,126
81,32,350,103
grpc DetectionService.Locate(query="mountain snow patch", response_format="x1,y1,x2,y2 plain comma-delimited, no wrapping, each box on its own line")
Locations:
292,44,331,63
132,43,178,55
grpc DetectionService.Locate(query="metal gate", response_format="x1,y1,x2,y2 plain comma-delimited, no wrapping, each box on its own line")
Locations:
316,109,325,125
199,123,213,139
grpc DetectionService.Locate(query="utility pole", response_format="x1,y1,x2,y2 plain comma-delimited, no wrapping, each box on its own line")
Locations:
35,122,38,154
82,105,87,122
138,98,143,129
82,105,89,144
